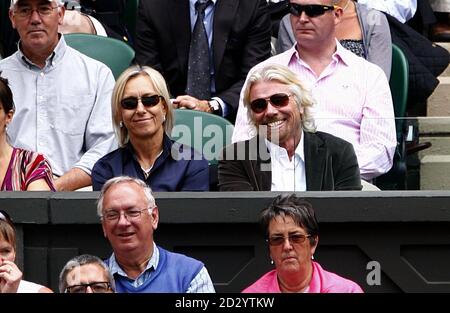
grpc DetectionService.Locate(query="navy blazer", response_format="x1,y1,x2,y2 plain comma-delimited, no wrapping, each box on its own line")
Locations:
218,132,362,191
92,134,209,191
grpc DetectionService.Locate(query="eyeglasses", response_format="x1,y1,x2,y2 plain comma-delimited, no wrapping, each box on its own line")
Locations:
289,4,338,18
267,233,311,246
101,207,153,222
120,95,163,110
249,93,292,114
65,282,111,293
13,5,59,18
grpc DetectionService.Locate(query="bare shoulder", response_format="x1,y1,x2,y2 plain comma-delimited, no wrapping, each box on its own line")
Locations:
38,286,54,293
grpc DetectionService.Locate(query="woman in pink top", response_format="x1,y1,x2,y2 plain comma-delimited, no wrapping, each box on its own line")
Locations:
242,194,363,293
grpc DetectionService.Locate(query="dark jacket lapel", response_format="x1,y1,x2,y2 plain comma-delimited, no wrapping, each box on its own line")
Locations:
169,0,191,76
212,0,239,72
304,132,325,190
243,135,271,191
255,136,271,190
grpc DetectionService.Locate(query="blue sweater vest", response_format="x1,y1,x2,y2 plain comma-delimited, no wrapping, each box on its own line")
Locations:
107,246,204,293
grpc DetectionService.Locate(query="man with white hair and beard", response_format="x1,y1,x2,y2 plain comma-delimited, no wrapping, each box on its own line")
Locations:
219,63,361,191
233,0,396,183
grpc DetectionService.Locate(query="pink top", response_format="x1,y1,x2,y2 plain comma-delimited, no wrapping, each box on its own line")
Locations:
242,261,364,293
232,42,396,180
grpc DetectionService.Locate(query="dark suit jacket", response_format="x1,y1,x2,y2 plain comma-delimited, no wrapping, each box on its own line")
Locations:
1,0,19,58
80,0,131,43
135,0,272,121
218,132,362,191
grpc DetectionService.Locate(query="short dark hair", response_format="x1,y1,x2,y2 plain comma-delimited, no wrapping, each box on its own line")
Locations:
260,194,319,246
0,73,14,113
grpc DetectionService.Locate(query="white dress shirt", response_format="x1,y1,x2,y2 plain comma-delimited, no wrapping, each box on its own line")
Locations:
0,35,117,176
266,131,306,192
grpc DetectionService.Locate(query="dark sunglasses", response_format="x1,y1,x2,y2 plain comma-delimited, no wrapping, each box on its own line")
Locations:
120,95,163,110
250,93,292,114
267,233,312,246
289,3,338,17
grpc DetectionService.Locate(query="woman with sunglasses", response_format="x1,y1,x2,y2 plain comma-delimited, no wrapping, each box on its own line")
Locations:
243,194,363,293
276,0,392,79
0,210,53,293
0,74,55,191
91,65,209,191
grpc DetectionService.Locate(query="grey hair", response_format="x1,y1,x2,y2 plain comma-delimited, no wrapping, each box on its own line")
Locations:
58,254,115,293
243,64,316,133
10,0,64,8
96,176,156,217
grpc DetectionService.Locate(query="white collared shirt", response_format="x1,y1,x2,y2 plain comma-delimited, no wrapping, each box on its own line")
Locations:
265,131,306,192
0,35,117,176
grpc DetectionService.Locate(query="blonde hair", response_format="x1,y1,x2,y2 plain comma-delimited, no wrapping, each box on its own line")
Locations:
111,65,173,147
243,64,316,133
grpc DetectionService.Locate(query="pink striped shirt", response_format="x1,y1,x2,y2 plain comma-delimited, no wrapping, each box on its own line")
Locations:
1,147,55,191
232,43,396,180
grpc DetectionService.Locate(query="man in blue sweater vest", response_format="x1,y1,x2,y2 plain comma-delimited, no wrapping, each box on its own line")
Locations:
97,176,215,293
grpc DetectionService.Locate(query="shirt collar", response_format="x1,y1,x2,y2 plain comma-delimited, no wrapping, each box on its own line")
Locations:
125,133,173,161
108,242,159,278
189,0,217,6
265,129,304,162
289,39,352,68
17,33,67,70
333,39,353,67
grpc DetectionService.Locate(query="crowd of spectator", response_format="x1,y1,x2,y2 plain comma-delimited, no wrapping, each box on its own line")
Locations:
0,0,450,293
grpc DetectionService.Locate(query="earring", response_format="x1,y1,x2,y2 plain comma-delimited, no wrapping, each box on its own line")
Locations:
119,121,123,128
270,259,274,265
162,115,166,122
311,255,314,260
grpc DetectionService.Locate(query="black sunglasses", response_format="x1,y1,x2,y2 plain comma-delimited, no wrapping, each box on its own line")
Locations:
289,3,337,17
120,95,163,110
250,93,292,114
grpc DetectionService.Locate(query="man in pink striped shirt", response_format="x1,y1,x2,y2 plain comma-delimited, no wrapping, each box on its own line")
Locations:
232,0,396,181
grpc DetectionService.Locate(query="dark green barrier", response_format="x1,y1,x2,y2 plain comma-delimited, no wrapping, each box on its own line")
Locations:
2,191,450,292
